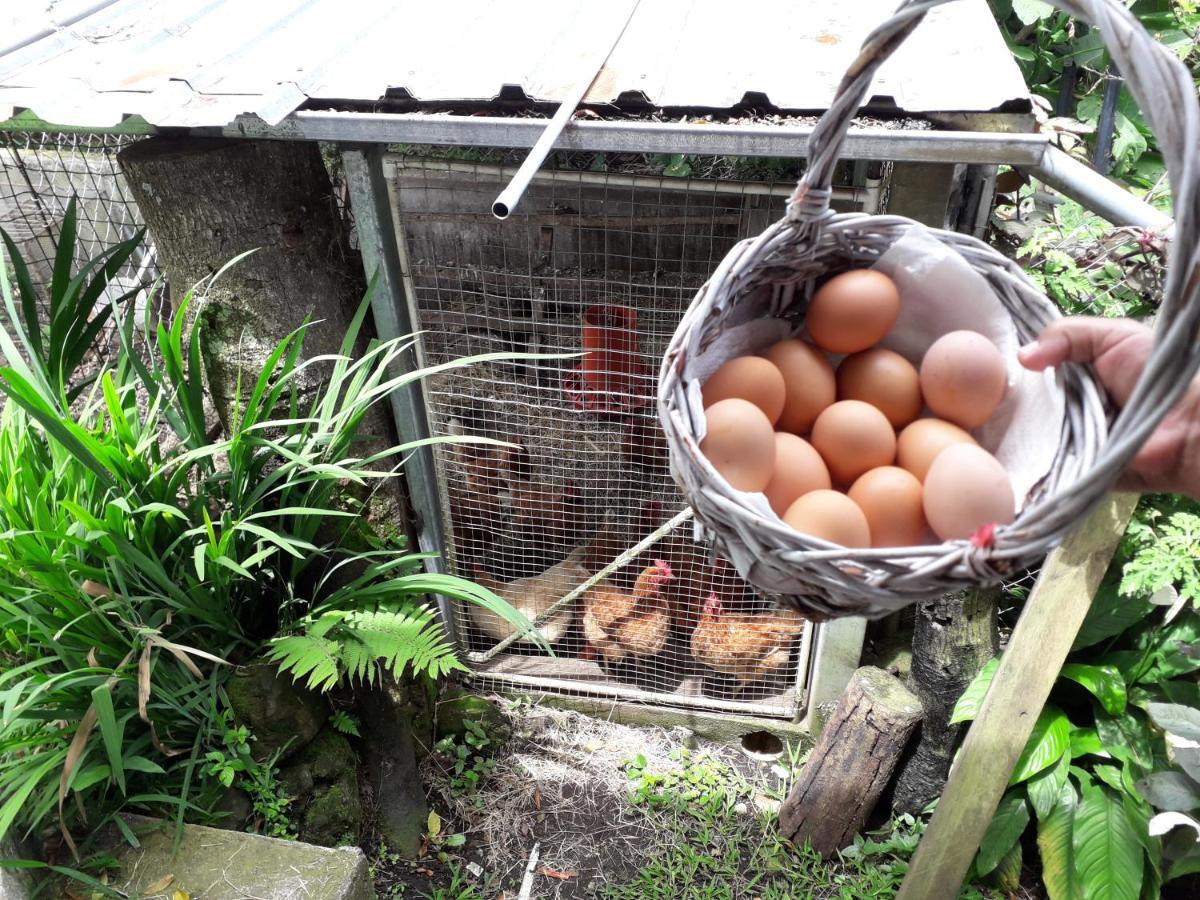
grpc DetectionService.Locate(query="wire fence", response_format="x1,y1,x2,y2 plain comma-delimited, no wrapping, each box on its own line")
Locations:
383,152,887,718
0,131,161,366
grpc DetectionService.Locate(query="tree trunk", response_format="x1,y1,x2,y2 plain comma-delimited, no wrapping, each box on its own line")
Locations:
119,136,406,527
891,587,999,816
779,666,922,857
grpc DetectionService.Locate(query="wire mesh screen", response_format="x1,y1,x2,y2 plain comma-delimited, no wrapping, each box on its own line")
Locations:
386,154,874,719
0,131,159,335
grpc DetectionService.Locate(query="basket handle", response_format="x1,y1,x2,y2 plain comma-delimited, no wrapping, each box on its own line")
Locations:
788,0,1200,519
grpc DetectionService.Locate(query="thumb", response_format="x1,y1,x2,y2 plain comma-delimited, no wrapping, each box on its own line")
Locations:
1017,317,1153,406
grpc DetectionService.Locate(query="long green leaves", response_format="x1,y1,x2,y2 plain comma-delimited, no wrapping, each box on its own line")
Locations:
0,206,545,863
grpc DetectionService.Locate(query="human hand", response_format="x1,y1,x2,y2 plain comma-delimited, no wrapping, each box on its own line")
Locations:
1018,317,1200,499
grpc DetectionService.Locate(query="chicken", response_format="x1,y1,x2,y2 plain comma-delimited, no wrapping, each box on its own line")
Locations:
445,417,529,563
581,560,674,664
691,593,807,687
469,541,594,647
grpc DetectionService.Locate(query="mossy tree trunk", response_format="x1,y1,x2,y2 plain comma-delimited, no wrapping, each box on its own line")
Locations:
891,587,1000,816
119,136,407,530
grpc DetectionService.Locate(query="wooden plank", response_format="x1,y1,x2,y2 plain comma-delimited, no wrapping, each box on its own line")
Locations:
897,492,1139,900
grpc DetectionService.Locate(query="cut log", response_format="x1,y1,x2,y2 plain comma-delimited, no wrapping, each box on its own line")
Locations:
779,666,922,857
892,586,999,815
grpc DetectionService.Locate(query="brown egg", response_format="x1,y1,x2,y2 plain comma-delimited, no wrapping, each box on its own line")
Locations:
837,348,922,428
702,356,787,425
764,433,832,516
848,467,927,547
700,398,776,492
806,270,901,354
920,330,1007,428
896,418,978,482
923,444,1016,541
783,490,871,547
764,339,836,434
810,400,897,486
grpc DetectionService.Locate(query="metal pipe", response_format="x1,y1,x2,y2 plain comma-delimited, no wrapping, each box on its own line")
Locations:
1031,145,1172,231
391,156,865,204
491,0,641,219
220,111,1051,166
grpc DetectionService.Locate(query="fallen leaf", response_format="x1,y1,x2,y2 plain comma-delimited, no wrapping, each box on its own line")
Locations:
416,867,434,877
427,809,442,837
172,891,192,900
540,867,578,881
533,786,542,810
145,874,175,893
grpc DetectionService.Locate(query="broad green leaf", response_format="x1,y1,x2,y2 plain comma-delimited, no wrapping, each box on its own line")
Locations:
1070,727,1107,759
1012,0,1054,25
1028,749,1071,820
91,684,126,795
1168,842,1200,880
1074,780,1144,900
1011,705,1071,785
1095,710,1154,770
949,657,999,724
993,838,1023,893
976,792,1030,875
1147,702,1200,742
1074,575,1155,652
1135,770,1200,812
1038,780,1083,900
1061,664,1127,716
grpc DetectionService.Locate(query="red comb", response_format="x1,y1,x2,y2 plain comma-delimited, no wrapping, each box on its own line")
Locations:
654,559,673,578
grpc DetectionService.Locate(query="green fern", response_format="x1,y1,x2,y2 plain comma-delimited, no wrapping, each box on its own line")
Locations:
267,604,465,692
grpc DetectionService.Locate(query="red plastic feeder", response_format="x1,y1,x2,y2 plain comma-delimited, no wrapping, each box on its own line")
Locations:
563,304,651,414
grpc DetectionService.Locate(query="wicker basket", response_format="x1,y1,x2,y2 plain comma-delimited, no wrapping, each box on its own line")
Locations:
658,0,1200,620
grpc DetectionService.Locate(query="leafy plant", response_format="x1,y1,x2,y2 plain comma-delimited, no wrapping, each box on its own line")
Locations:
432,721,498,800
0,207,541,867
330,709,362,738
202,709,293,838
957,496,1200,899
989,0,1200,185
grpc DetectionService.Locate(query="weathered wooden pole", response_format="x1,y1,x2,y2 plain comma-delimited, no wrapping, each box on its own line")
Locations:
897,493,1137,899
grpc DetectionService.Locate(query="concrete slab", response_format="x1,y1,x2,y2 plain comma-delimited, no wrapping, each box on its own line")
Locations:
105,817,374,900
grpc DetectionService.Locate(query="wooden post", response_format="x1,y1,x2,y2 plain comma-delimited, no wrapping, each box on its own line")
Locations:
780,666,923,856
897,493,1138,899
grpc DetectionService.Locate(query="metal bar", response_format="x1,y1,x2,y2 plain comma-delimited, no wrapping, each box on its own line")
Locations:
1031,145,1173,231
388,155,864,202
220,111,1050,166
340,144,457,641
469,669,799,720
491,0,641,218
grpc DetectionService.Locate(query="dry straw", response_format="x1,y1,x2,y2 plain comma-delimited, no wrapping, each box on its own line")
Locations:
658,0,1200,619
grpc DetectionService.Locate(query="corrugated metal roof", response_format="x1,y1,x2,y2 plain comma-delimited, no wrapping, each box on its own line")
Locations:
0,0,1028,130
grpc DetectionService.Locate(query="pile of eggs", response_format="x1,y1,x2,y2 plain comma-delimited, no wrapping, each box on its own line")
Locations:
699,269,1016,549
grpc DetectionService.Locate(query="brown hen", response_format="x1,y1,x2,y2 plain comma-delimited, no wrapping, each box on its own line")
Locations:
582,560,674,663
691,593,807,686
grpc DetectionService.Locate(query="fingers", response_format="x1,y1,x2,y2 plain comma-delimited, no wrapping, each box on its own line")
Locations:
1017,317,1151,369
1018,317,1154,406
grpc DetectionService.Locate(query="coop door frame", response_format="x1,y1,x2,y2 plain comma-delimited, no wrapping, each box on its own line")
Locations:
351,147,873,725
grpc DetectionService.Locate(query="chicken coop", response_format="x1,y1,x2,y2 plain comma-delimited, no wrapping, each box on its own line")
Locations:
7,0,1155,732
384,152,875,720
